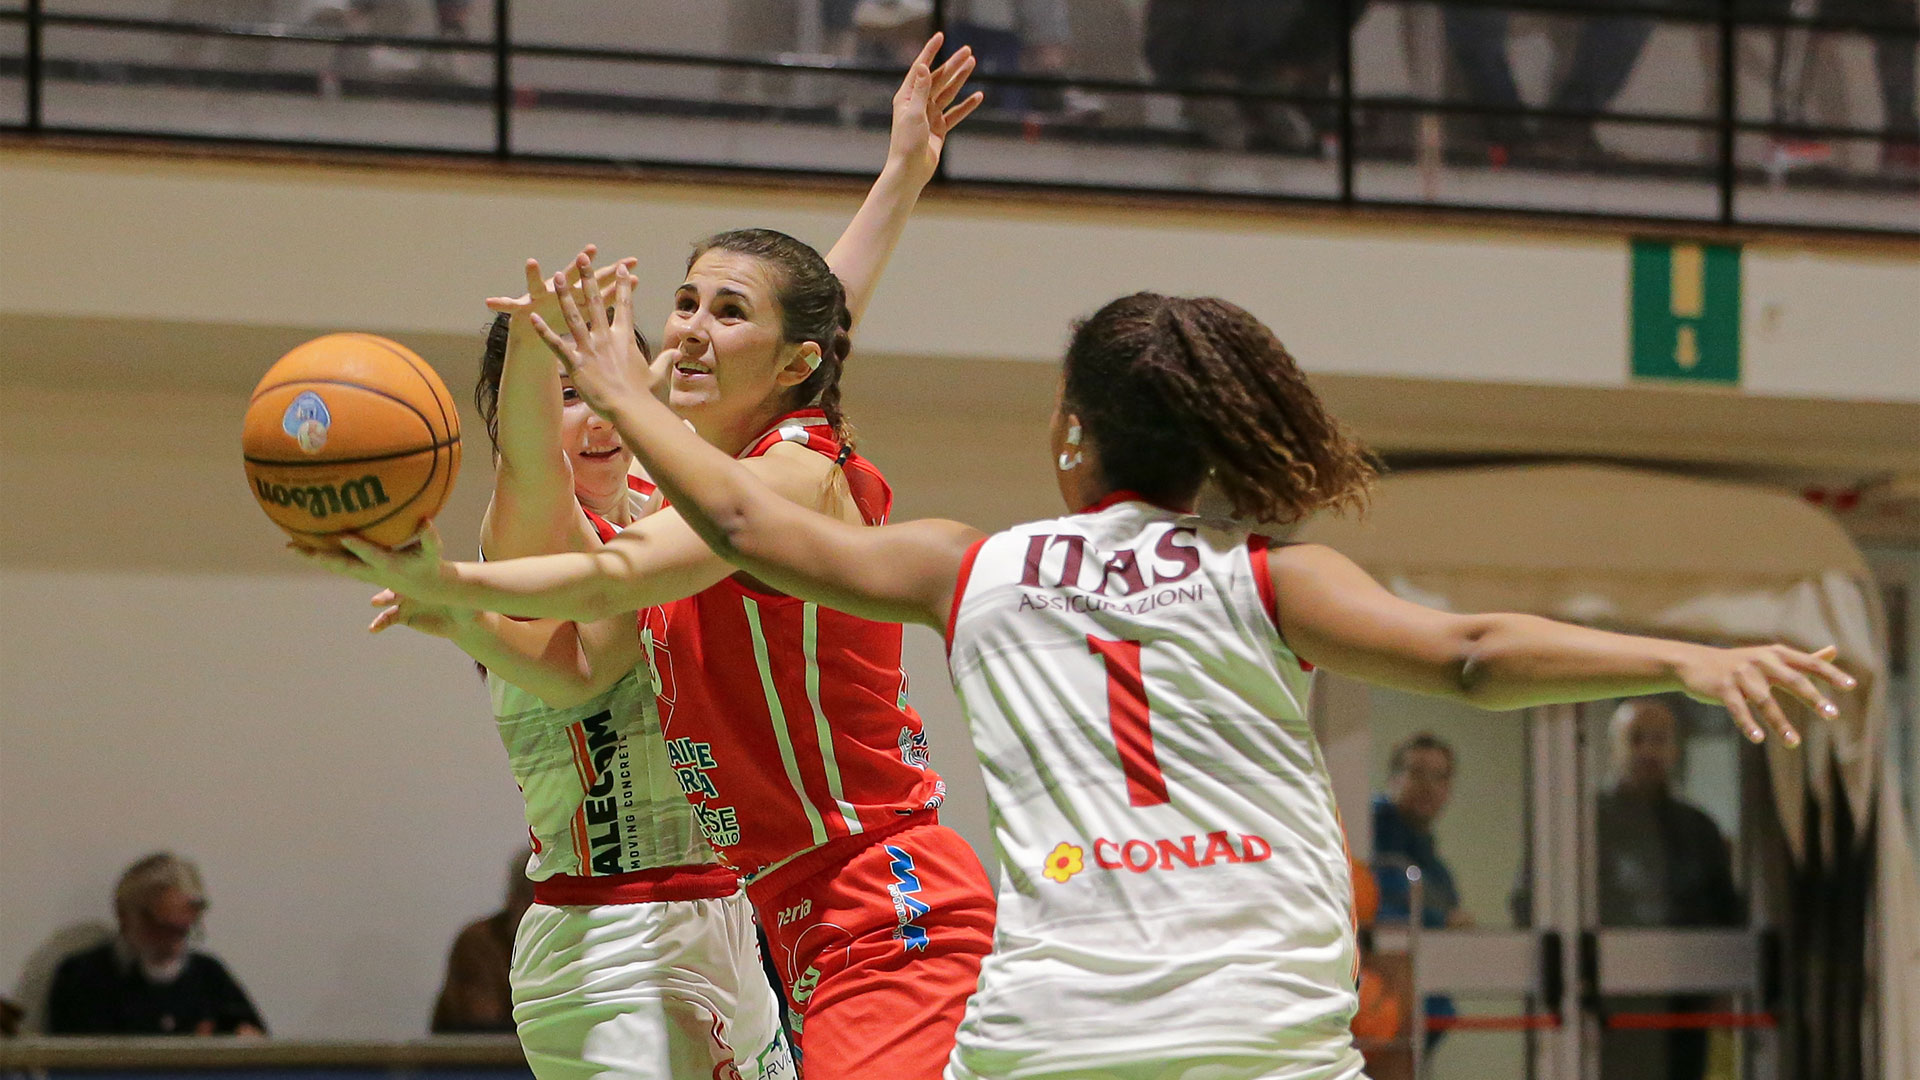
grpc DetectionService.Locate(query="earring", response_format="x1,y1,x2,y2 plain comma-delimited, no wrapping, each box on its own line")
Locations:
1057,422,1083,472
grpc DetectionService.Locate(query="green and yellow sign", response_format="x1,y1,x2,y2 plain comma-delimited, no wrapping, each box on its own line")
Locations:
1630,239,1741,386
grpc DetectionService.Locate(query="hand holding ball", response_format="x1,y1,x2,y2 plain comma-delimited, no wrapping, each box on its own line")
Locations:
243,333,461,549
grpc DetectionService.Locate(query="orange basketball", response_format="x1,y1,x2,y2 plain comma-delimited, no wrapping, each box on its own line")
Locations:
243,333,461,550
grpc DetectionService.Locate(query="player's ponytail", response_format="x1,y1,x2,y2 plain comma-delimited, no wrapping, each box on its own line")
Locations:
690,228,857,447
1064,293,1375,523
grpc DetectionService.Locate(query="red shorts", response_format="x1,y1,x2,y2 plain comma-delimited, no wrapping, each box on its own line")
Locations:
748,817,996,1080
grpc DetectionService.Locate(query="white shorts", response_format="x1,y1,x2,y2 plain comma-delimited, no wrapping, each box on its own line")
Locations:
511,891,795,1080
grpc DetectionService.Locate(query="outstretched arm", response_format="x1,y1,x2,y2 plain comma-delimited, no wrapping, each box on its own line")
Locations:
303,273,884,621
536,264,983,628
1272,543,1855,744
827,33,982,330
367,592,640,708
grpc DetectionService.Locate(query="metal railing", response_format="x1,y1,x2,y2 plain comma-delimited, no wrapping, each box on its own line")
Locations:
1,1,1915,236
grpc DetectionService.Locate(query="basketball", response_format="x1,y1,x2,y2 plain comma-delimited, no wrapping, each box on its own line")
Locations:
243,333,462,550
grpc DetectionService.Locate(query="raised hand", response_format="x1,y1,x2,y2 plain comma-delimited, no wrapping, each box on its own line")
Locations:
1674,643,1855,745
530,262,651,416
888,33,984,185
485,244,638,329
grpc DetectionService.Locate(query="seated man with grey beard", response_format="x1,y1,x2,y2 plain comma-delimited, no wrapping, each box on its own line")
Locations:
46,853,265,1036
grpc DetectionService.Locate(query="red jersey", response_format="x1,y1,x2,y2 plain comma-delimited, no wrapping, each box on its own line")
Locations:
642,410,948,877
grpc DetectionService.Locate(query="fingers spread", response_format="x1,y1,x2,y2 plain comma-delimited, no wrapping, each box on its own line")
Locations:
910,32,942,74
933,51,976,107
941,91,986,132
1759,653,1835,719
1720,685,1767,744
1736,666,1797,745
528,312,573,366
553,272,591,342
1783,646,1857,691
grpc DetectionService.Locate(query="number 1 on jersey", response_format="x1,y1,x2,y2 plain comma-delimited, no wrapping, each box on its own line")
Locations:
1087,636,1169,807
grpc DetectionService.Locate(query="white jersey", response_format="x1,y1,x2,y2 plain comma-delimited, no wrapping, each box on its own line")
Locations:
488,483,716,880
945,496,1364,1080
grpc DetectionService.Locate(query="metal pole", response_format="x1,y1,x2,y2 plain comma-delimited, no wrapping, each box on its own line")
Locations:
1717,0,1737,223
25,0,42,132
1337,0,1355,203
1407,866,1426,1080
931,0,949,183
493,0,511,160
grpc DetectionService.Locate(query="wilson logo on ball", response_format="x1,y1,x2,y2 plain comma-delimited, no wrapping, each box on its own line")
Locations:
281,390,332,454
253,475,391,519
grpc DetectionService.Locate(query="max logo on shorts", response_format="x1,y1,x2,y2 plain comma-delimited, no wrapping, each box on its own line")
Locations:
883,844,931,951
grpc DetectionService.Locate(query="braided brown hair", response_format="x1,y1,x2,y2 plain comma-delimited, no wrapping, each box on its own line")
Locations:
1063,292,1376,523
688,228,856,446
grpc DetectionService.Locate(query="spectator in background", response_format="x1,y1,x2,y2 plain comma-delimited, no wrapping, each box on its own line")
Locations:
1595,696,1739,1080
848,0,1079,115
1441,0,1660,166
46,853,265,1036
431,851,535,1034
1372,732,1469,928
1755,0,1918,176
1143,0,1362,153
1372,731,1465,1044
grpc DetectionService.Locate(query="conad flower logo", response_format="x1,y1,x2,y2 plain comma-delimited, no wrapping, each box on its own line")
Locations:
1043,842,1085,884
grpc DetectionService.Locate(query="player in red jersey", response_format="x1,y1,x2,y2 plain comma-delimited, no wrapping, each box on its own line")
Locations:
308,49,997,1079
521,288,1854,1080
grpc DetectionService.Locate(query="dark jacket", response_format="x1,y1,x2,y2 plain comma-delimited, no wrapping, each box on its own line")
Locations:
46,941,265,1036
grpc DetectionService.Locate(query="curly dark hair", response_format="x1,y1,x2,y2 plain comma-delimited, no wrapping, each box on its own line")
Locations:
1063,292,1376,523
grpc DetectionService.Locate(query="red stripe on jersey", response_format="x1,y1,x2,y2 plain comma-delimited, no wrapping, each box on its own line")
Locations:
645,410,945,875
1087,636,1169,807
627,473,657,497
945,535,989,654
566,722,598,789
571,807,590,870
582,506,619,544
1247,536,1314,672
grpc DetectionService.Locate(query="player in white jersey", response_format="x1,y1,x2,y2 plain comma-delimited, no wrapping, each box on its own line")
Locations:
484,285,1854,1080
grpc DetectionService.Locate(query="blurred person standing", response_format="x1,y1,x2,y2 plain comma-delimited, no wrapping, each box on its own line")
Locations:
1595,696,1740,1080
1143,0,1363,153
46,853,265,1036
1440,0,1665,165
431,851,536,1034
849,0,1075,114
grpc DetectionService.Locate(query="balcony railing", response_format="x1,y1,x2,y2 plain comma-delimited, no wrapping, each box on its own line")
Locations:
1,0,1914,235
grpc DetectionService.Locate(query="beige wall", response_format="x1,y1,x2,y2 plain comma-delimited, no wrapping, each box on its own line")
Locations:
5,149,1918,399
3,145,1916,1038
0,371,1014,1038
